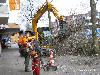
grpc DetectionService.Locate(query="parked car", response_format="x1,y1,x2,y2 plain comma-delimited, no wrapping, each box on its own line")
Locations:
5,40,11,47
1,37,11,49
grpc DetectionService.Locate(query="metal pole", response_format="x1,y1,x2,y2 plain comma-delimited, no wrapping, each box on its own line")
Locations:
46,0,52,34
48,11,52,34
47,0,53,45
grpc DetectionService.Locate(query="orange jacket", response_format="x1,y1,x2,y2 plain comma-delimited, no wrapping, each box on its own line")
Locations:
18,36,27,45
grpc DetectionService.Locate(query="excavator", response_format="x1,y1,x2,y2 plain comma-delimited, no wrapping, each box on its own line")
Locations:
32,0,66,40
31,1,67,72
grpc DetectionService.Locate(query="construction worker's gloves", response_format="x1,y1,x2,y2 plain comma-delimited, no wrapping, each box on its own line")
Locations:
26,48,30,52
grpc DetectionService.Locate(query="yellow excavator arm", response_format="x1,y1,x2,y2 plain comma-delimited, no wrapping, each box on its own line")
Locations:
48,3,64,20
32,2,64,40
32,2,48,40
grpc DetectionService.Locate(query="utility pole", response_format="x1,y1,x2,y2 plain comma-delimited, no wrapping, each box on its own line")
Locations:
48,11,52,33
90,0,99,54
46,0,53,45
46,0,52,34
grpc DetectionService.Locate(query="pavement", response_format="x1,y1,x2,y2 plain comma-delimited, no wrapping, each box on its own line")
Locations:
0,43,100,75
0,44,32,75
0,44,58,75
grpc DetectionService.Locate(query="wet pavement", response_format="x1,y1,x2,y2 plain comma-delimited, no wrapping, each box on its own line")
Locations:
0,44,100,75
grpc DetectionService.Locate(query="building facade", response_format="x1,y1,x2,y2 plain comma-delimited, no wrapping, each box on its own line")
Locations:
0,0,8,56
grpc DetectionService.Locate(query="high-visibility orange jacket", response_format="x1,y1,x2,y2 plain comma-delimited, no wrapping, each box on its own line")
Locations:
18,36,27,45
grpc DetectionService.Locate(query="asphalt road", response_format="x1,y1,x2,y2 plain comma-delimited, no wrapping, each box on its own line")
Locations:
0,44,100,75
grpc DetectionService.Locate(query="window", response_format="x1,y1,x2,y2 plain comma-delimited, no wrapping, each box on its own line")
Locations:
0,0,6,3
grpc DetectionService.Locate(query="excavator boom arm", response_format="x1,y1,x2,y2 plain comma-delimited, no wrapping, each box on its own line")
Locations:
48,3,61,20
32,3,48,40
32,2,63,40
33,3,48,21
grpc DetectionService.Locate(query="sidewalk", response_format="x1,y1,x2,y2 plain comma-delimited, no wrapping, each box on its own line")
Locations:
1,44,100,75
0,44,60,75
0,47,32,75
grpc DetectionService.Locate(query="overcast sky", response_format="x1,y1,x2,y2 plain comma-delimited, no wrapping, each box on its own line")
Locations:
38,0,100,27
43,0,100,15
8,0,100,29
50,0,100,20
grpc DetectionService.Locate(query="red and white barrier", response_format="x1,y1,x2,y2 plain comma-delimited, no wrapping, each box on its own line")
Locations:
50,49,54,66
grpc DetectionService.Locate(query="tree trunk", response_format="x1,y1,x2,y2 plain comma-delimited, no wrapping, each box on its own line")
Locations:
90,0,99,54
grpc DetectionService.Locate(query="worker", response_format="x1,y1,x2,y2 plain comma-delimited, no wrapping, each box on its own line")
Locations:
23,31,32,72
22,31,43,73
18,31,24,56
29,32,42,75
18,31,31,72
23,31,40,72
